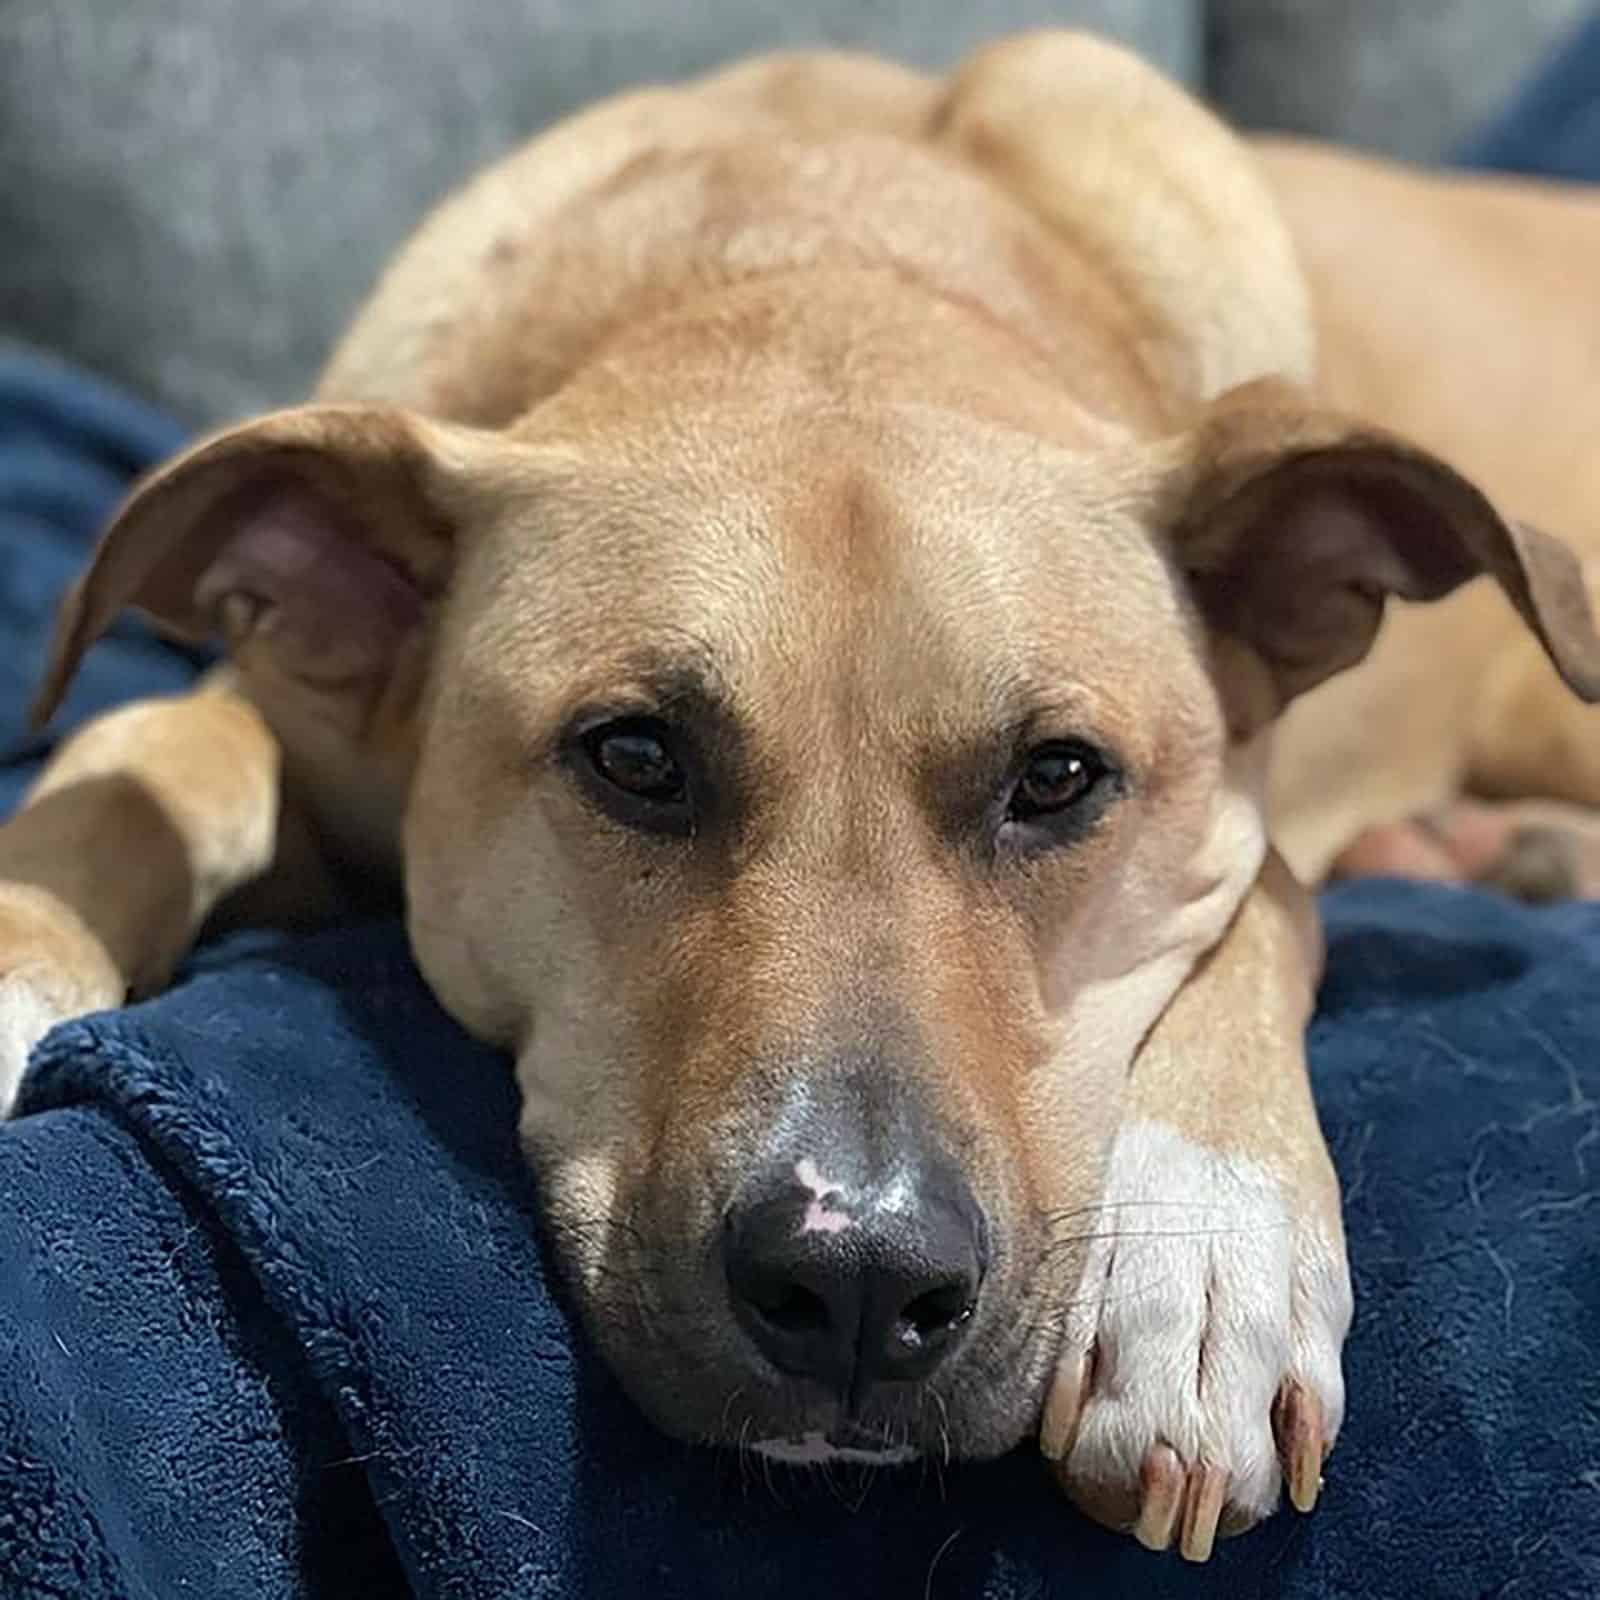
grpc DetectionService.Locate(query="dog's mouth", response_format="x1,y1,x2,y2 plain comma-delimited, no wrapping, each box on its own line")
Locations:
574,1231,1071,1465
681,1286,1062,1465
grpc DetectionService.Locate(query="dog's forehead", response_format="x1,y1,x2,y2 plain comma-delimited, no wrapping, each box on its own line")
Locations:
461,406,1196,757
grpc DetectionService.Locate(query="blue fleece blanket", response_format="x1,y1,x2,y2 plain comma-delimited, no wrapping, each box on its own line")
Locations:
4,32,1600,1594
1,887,1595,1600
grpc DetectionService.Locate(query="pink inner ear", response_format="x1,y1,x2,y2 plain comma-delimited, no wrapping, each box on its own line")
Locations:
193,489,424,685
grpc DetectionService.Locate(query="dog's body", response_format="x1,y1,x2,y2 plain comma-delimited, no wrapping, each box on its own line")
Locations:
1256,139,1600,882
2,34,1597,1563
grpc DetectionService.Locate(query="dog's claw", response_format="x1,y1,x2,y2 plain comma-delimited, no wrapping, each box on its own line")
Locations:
1133,1443,1185,1551
1178,1462,1229,1563
1039,1347,1090,1462
1274,1380,1326,1512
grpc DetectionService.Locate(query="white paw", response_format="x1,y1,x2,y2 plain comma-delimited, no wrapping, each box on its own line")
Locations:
0,972,69,1117
0,883,125,1118
1041,1120,1351,1561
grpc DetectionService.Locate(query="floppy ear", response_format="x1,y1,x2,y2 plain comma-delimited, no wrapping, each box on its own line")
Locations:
1169,379,1600,733
31,404,499,730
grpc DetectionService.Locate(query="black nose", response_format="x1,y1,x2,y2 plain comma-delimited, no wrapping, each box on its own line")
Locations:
723,1151,986,1403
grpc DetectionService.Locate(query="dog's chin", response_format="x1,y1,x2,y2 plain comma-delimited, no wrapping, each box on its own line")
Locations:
571,1269,1060,1464
633,1348,1052,1464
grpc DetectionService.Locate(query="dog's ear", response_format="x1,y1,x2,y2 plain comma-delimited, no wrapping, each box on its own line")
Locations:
1167,379,1600,735
31,404,503,729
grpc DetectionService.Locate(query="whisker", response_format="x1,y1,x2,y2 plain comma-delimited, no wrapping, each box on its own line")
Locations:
737,1413,755,1499
1039,1219,1293,1253
924,1527,964,1600
1036,1197,1232,1225
925,1386,952,1490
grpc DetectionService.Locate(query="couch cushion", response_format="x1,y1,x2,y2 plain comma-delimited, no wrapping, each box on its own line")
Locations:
0,1,1195,428
1209,0,1591,163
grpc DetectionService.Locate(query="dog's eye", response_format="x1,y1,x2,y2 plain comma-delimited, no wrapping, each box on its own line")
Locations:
1008,740,1110,822
581,717,688,806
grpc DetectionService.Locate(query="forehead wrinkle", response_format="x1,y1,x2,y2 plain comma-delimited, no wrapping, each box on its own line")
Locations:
765,455,1133,730
455,452,787,675
561,642,734,718
732,442,1138,809
462,405,1193,802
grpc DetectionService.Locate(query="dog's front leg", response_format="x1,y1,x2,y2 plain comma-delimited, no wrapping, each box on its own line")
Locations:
1041,851,1351,1561
0,672,286,1113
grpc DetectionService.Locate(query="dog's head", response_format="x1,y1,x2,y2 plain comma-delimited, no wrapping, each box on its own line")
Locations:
39,320,1600,1460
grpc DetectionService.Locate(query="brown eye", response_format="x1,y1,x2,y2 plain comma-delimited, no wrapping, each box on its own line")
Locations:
582,717,687,805
1009,741,1108,822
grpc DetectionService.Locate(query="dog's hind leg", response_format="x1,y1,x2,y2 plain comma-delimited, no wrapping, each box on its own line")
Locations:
1329,798,1600,902
1330,576,1600,902
1466,608,1600,813
0,669,327,1113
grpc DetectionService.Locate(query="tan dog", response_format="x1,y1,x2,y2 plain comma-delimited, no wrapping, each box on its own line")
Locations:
1,32,1597,1563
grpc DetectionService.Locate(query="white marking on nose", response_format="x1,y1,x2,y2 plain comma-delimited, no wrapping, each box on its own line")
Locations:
752,1430,918,1466
795,1157,853,1235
